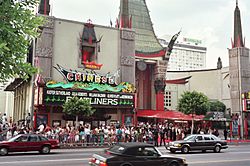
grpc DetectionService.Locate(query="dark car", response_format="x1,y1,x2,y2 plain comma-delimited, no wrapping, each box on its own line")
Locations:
89,142,188,166
166,134,228,153
0,134,59,156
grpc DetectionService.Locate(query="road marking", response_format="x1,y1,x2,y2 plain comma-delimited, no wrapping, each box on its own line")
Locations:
0,153,87,159
189,158,250,164
0,158,89,165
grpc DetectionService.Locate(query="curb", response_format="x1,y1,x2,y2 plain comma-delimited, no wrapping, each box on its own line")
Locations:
58,142,250,149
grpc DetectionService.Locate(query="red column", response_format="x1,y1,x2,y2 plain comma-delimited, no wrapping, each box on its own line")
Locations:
156,92,164,111
33,111,37,130
244,117,248,139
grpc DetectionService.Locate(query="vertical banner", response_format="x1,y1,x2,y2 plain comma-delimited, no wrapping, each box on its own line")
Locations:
232,118,239,136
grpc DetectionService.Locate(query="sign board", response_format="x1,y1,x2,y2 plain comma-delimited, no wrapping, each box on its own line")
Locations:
232,119,239,136
183,37,202,45
205,112,228,121
43,88,134,108
54,64,120,86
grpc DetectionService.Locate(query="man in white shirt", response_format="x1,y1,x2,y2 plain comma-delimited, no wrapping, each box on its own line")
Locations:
38,123,45,133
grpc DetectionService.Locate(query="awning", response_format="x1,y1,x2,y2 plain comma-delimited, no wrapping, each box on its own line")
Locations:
137,110,196,121
4,78,26,91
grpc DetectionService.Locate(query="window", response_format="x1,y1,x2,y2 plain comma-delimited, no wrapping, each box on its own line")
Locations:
108,145,125,154
204,136,211,140
28,135,39,142
40,136,49,141
137,147,159,157
164,91,172,108
16,136,28,142
196,136,203,141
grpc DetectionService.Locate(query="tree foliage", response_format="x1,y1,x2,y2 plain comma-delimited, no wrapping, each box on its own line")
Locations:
208,100,226,112
62,97,95,117
0,0,44,82
177,91,209,115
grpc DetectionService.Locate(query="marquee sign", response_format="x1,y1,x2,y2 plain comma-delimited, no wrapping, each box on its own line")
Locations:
43,88,134,108
54,64,120,86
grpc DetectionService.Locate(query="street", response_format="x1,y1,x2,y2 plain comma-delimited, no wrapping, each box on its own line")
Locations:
0,145,249,166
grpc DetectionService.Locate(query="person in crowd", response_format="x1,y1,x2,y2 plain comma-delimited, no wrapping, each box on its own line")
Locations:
116,127,122,143
25,113,31,127
6,128,12,140
38,123,45,133
2,113,7,125
153,126,159,147
159,127,166,146
172,126,177,141
212,128,219,137
99,129,104,146
84,125,91,145
224,128,228,140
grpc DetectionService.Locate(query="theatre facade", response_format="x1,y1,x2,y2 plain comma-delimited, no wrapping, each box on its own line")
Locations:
6,13,138,128
6,0,172,129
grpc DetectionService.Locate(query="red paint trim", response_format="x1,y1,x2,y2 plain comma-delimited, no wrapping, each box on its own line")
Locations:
82,61,103,70
48,112,51,127
33,111,37,129
243,99,247,111
165,76,192,85
230,121,232,139
165,80,188,84
135,50,166,58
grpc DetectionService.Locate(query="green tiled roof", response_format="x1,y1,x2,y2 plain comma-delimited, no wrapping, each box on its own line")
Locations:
127,0,165,56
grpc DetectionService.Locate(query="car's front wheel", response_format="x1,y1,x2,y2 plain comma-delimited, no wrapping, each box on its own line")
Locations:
181,146,189,153
214,145,221,153
40,145,51,154
0,147,8,156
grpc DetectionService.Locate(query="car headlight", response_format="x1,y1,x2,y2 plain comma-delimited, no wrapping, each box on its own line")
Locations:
174,143,181,147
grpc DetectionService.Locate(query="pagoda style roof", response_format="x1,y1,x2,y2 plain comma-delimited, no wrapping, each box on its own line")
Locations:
119,0,166,58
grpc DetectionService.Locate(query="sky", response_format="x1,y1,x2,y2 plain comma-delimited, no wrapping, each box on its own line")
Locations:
50,0,250,69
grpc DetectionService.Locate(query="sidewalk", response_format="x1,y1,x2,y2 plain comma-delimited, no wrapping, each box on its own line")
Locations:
59,140,250,149
227,139,250,145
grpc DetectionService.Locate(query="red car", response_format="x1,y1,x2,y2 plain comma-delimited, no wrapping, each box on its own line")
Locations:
0,134,59,156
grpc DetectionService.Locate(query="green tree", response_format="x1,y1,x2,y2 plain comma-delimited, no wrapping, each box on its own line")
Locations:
62,97,95,127
177,91,209,134
208,100,226,112
0,0,44,82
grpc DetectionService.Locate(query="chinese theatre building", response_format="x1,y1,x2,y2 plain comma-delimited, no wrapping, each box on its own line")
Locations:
31,15,137,128
7,0,175,128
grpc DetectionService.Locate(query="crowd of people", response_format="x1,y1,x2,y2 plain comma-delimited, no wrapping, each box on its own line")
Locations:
0,115,224,146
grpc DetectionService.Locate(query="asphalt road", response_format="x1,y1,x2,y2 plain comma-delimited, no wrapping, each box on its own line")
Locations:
0,145,250,166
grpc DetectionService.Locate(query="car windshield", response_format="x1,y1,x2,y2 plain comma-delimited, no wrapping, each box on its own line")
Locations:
184,135,195,141
108,145,125,154
154,147,162,156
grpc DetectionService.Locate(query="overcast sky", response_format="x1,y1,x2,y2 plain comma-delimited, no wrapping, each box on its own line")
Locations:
50,0,250,69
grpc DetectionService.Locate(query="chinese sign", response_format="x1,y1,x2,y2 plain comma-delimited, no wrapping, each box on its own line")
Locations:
54,64,120,86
